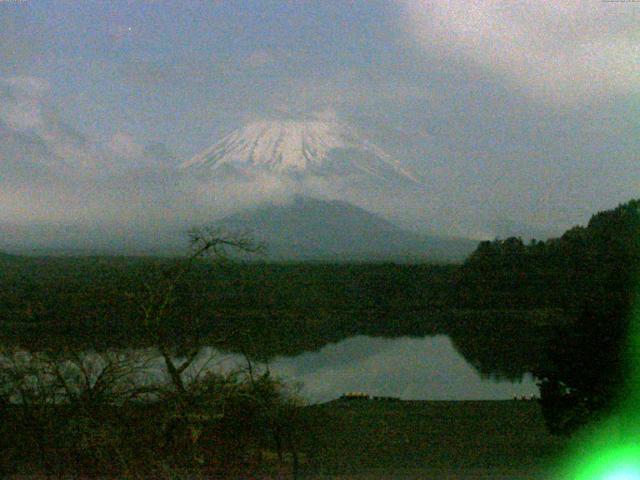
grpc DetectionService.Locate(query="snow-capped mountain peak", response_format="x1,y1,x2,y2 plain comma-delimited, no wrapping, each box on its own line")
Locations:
181,116,422,185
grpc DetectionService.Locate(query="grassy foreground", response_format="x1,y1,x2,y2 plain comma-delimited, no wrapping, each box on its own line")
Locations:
300,399,567,479
0,393,567,478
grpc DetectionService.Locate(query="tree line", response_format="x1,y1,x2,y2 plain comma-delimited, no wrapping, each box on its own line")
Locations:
460,199,640,435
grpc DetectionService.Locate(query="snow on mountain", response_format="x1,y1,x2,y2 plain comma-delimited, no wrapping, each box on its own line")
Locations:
181,116,422,186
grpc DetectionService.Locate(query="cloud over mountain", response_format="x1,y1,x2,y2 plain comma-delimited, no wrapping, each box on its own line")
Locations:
0,76,114,178
0,76,189,229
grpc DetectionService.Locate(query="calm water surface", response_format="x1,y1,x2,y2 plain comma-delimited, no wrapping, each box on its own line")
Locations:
2,335,539,404
204,335,539,403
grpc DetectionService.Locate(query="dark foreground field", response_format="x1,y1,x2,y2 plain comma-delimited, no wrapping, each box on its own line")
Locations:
0,398,568,479
300,399,567,479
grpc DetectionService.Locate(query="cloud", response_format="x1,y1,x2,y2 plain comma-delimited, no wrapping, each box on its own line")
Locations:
261,70,435,121
108,132,144,159
399,1,640,104
0,76,51,130
245,49,275,68
3,76,51,97
0,76,135,177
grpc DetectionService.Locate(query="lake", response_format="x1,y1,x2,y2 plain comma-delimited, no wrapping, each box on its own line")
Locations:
196,334,539,403
0,334,539,405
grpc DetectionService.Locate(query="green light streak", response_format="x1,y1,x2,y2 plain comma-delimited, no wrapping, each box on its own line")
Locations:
562,437,640,480
555,298,640,479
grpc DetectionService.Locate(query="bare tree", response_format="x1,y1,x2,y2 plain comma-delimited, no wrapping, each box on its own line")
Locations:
124,227,266,471
0,347,161,476
128,227,263,396
0,349,62,474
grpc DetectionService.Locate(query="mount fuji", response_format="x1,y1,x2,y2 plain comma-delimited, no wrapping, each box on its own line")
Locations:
181,116,422,188
176,115,476,262
217,195,477,262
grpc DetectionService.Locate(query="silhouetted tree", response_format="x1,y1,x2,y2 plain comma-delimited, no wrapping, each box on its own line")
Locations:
532,200,640,435
127,226,263,395
535,301,630,435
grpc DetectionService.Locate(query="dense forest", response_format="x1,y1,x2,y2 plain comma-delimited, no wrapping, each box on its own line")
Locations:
458,200,640,311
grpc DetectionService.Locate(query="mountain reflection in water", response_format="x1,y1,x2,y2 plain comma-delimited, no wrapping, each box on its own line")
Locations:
201,335,539,403
0,334,539,404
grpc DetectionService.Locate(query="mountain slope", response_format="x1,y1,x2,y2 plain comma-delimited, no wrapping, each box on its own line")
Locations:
219,196,477,262
181,117,422,187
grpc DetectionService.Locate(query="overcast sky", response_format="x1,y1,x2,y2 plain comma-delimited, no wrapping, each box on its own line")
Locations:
1,0,639,237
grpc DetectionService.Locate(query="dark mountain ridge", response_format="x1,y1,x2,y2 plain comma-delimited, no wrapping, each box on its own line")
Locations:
219,195,477,262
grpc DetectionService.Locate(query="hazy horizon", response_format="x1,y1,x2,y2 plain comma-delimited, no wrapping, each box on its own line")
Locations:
2,1,639,249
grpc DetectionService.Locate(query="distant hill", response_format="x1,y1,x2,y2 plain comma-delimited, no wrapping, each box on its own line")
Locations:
0,250,20,265
219,196,477,262
0,197,477,261
0,222,191,257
